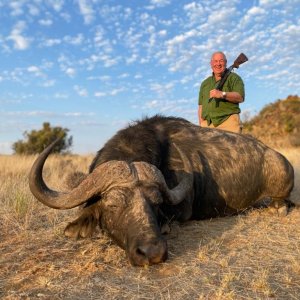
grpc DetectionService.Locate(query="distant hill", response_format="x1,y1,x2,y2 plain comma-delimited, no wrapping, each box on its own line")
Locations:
243,95,300,148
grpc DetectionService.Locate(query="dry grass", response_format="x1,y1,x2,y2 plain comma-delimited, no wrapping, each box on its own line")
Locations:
0,148,300,299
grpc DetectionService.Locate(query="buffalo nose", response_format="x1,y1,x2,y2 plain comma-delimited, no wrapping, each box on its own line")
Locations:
130,239,168,266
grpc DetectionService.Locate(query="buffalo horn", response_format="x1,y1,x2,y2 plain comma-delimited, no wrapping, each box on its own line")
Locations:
163,143,193,205
28,139,128,209
133,143,193,205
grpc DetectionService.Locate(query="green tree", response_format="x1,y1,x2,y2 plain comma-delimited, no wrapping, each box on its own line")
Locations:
12,122,73,154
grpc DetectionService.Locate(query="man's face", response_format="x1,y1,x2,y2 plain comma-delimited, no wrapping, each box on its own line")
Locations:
210,53,227,77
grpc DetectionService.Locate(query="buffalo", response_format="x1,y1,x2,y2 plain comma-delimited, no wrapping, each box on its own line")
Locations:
29,115,295,266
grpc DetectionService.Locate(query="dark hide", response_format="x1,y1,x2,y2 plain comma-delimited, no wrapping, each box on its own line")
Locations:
90,115,294,220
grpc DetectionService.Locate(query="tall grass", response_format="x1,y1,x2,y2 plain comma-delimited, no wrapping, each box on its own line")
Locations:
0,154,91,233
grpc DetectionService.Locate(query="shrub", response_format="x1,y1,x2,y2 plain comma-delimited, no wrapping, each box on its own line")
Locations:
12,122,73,154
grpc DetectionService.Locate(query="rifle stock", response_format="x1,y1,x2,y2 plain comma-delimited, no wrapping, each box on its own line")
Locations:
233,53,248,69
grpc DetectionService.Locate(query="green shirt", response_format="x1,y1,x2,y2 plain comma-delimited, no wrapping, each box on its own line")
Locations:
198,72,245,126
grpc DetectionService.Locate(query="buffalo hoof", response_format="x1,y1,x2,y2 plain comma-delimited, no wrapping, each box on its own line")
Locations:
161,223,171,234
269,199,294,217
276,205,288,217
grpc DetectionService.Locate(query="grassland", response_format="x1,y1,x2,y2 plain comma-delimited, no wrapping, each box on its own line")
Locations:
0,148,299,299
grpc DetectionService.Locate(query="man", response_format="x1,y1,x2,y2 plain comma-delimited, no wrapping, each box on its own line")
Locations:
198,51,245,133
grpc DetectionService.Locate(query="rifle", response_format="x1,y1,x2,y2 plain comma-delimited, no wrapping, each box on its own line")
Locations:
208,53,248,104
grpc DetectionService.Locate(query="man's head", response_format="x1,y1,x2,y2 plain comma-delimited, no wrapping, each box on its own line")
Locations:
210,52,227,77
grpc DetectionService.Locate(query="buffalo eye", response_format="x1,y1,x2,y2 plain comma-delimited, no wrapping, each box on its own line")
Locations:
102,188,131,209
142,186,163,205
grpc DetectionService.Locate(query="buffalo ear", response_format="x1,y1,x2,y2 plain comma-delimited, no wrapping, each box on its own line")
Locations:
64,203,102,238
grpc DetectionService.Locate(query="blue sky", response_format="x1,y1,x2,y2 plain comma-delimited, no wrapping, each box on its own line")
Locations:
0,0,299,154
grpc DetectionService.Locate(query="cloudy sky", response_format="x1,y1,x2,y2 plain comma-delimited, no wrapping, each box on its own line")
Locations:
0,0,299,154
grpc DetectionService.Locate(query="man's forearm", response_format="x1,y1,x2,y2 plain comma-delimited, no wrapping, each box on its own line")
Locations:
225,91,244,103
198,105,205,125
210,89,244,103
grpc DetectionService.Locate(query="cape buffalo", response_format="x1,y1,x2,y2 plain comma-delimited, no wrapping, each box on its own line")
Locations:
29,115,295,266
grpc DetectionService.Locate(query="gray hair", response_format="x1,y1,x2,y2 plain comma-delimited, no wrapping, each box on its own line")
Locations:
211,51,227,62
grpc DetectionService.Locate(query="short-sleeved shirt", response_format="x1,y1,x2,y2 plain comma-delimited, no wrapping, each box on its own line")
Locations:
198,72,245,126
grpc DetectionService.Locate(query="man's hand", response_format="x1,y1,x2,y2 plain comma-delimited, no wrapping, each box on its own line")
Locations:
209,89,223,99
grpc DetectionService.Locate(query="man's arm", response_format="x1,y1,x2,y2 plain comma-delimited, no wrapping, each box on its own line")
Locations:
209,89,244,103
198,105,205,125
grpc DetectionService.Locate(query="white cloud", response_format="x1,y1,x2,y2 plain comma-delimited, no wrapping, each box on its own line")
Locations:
7,21,31,50
27,66,40,73
66,68,76,77
99,76,111,81
158,30,167,37
74,85,88,97
240,6,266,26
79,53,119,71
258,70,289,80
41,79,55,87
39,19,53,26
259,0,286,7
87,75,111,82
77,0,95,24
144,99,159,109
206,7,236,26
26,65,48,79
150,82,174,97
248,6,265,15
54,92,69,99
102,56,119,68
64,34,84,45
9,1,24,16
126,54,138,64
149,0,171,7
119,73,129,79
28,4,40,16
50,0,64,12
183,2,205,24
111,88,124,96
95,91,107,98
95,88,125,97
43,38,61,47
60,12,71,22
166,29,198,50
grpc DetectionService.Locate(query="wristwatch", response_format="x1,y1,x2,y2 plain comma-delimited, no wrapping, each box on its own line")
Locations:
222,92,227,98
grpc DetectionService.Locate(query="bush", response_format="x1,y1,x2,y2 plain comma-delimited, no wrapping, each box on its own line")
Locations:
12,122,73,154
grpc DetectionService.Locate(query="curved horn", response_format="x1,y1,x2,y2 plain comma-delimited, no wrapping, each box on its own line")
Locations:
133,143,193,206
29,139,132,209
163,143,193,205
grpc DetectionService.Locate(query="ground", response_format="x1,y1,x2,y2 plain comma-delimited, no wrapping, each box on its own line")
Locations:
0,148,299,299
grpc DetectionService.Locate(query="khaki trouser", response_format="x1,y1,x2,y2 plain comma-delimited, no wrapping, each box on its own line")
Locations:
201,114,242,134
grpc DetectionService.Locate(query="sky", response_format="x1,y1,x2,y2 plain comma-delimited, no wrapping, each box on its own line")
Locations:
0,0,299,154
